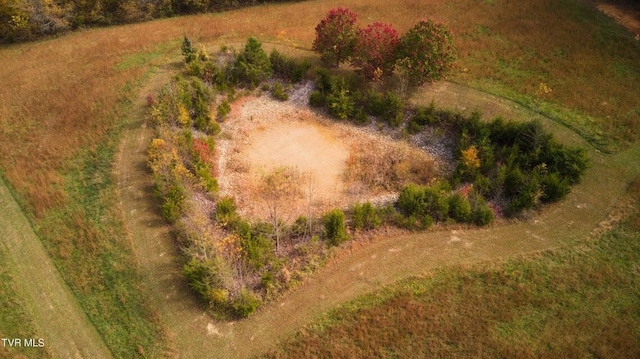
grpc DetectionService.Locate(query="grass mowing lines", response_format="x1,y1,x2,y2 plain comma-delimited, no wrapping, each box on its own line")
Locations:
259,222,640,358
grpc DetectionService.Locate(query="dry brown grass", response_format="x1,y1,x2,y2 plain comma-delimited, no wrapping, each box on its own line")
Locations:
345,139,436,192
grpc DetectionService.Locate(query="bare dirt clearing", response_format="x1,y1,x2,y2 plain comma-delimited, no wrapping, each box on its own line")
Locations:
218,89,441,220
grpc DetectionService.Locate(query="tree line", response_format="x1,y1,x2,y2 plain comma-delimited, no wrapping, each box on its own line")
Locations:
0,0,299,43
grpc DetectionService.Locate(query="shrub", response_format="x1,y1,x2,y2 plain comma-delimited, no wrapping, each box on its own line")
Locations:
506,180,539,217
217,100,231,121
233,37,272,88
397,184,426,217
353,107,369,125
241,233,274,270
407,104,437,134
291,216,309,238
362,89,385,117
323,209,349,246
543,142,590,185
395,19,457,85
232,288,261,318
473,174,492,197
270,49,311,83
470,194,494,226
261,271,274,290
421,186,450,222
351,22,399,80
161,197,183,223
309,91,326,107
314,68,335,94
312,7,359,67
186,60,203,77
540,172,571,203
352,202,381,230
161,184,185,223
194,163,218,193
414,103,437,126
182,36,196,63
503,167,526,197
271,82,289,101
209,288,229,308
183,258,213,298
326,79,354,120
448,193,472,223
187,79,213,132
381,92,404,127
215,197,238,227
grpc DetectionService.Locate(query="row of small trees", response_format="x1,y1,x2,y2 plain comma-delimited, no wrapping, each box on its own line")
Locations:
312,8,457,84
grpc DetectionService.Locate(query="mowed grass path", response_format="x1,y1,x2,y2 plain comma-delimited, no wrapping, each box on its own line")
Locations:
119,64,640,357
0,0,638,357
0,176,112,358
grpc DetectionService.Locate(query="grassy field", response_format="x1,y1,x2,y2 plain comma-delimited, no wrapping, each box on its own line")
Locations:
261,179,640,358
0,247,50,359
259,219,640,358
0,0,638,357
0,176,112,358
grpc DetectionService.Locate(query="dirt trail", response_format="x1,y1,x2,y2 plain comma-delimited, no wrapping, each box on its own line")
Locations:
596,1,640,36
0,176,112,358
118,74,640,358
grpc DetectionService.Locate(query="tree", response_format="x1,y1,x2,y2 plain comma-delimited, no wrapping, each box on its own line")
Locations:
233,37,272,88
351,22,399,80
312,7,359,67
259,167,301,251
182,36,196,63
395,19,457,85
323,209,348,246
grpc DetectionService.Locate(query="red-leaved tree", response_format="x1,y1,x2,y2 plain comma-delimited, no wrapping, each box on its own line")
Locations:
395,19,457,85
351,22,399,80
312,7,359,67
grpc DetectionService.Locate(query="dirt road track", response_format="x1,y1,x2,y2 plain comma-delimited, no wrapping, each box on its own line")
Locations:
117,73,640,358
0,176,112,358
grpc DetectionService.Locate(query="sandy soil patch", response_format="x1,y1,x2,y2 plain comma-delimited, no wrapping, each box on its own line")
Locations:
246,121,349,195
217,86,443,221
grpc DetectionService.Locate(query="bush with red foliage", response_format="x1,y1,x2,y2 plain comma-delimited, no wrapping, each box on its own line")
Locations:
312,7,359,67
351,22,399,80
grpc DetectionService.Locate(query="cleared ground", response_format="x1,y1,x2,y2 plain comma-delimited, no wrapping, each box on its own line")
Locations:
218,93,438,220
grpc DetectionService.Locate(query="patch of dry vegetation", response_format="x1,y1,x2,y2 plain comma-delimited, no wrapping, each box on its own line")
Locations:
345,139,436,192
